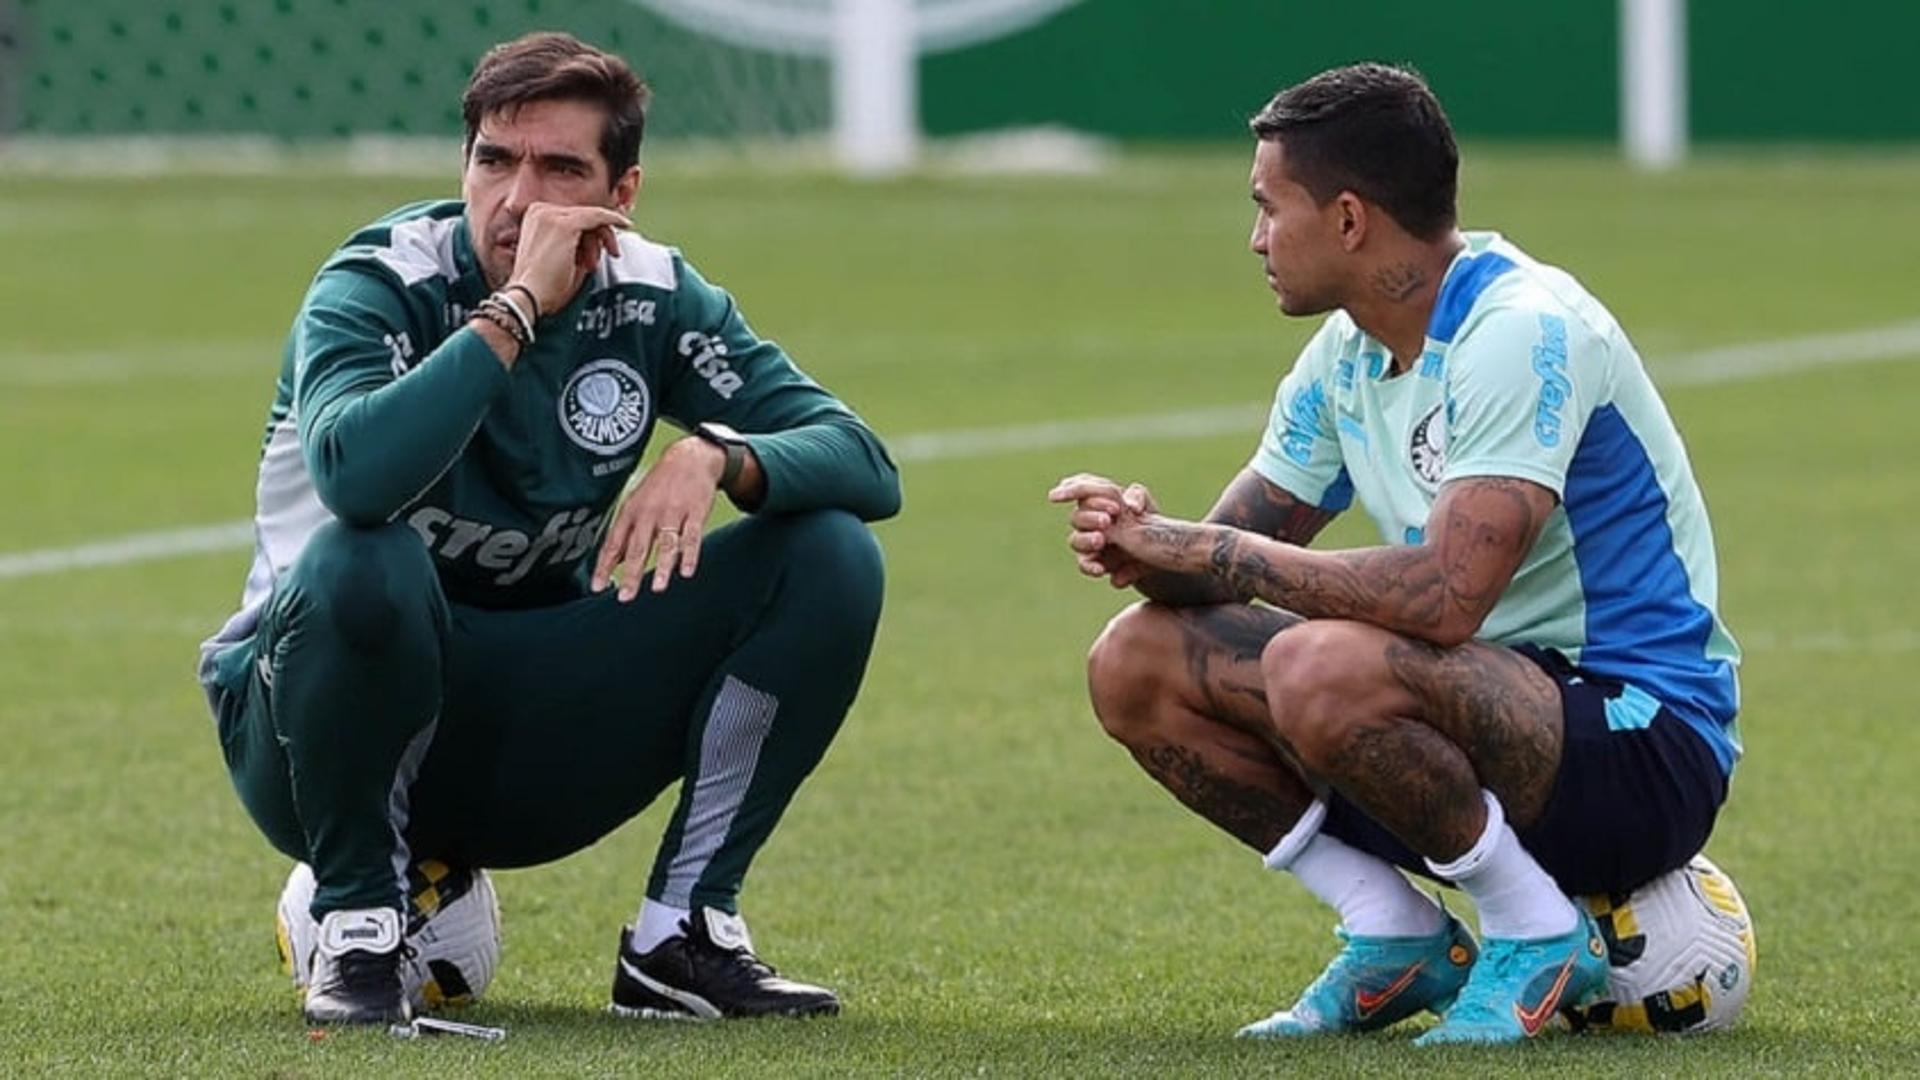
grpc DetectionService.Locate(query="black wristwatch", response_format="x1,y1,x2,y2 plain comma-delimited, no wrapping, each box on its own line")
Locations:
693,421,749,489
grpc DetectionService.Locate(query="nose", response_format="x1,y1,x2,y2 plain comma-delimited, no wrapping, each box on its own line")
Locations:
1249,218,1267,256
503,162,542,214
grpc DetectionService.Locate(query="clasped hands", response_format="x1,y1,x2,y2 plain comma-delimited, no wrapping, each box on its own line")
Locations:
1048,473,1203,588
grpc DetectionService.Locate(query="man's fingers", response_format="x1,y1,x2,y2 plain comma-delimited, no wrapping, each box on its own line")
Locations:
1047,474,1123,503
1070,507,1113,531
592,512,634,592
531,203,631,231
1075,554,1110,578
650,528,681,593
1123,483,1154,513
677,519,705,579
617,530,652,601
1068,530,1106,555
1049,482,1122,504
616,511,662,602
575,232,602,273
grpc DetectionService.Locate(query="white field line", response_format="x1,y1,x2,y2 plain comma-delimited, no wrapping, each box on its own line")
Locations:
2,318,1917,582
0,522,256,579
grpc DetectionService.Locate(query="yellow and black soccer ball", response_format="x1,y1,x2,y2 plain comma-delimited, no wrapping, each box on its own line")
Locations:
275,858,502,1010
1565,854,1756,1034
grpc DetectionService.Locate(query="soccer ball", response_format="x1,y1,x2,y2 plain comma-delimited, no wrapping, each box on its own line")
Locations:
1564,854,1757,1034
275,858,502,1010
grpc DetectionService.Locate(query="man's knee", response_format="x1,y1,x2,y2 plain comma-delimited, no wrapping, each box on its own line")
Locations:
1086,602,1179,744
284,521,444,652
771,509,885,629
1260,621,1371,768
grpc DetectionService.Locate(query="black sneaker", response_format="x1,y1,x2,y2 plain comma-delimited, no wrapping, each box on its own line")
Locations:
303,908,412,1025
610,907,840,1020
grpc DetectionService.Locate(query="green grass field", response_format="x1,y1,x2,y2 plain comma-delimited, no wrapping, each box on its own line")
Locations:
2,147,1918,1075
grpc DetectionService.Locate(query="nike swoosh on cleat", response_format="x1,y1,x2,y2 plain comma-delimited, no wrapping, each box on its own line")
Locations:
619,957,722,1021
1512,956,1577,1036
1354,961,1426,1019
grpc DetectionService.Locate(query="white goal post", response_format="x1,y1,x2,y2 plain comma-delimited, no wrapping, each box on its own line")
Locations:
1621,0,1688,170
632,1,1688,174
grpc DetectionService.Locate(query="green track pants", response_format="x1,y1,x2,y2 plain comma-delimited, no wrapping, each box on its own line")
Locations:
202,509,884,918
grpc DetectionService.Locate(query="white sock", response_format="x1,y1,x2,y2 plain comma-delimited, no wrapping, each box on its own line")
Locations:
632,897,691,952
1265,800,1445,937
1426,790,1577,941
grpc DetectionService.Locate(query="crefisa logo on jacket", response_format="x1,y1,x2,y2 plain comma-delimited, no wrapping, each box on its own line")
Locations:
559,358,650,454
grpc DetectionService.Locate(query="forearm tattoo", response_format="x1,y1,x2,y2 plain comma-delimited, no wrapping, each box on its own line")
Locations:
1203,477,1548,640
1132,568,1237,608
1133,472,1336,606
1208,470,1338,547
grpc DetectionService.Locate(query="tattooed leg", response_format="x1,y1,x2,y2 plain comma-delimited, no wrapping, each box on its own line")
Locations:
1258,619,1564,862
1087,601,1315,851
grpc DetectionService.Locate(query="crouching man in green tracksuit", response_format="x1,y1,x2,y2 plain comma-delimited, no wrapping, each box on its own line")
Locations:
197,31,899,1026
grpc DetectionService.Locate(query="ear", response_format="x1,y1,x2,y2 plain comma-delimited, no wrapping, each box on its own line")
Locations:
1334,191,1368,253
613,165,643,213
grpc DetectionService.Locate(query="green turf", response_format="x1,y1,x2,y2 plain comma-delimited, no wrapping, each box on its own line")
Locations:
2,146,1918,1075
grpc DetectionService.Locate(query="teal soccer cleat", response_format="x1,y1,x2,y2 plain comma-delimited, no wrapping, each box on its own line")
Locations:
1238,915,1478,1038
1413,910,1609,1046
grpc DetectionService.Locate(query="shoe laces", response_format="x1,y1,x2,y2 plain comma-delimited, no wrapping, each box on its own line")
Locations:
1443,939,1525,1026
1292,928,1373,1006
710,939,776,979
680,916,777,979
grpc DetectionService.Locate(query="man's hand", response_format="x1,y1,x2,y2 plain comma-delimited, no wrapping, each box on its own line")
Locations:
1047,474,1160,589
1099,509,1210,576
505,202,629,317
592,437,728,601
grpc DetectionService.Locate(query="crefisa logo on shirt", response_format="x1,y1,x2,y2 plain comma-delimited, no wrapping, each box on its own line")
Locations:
1409,402,1448,487
559,358,650,455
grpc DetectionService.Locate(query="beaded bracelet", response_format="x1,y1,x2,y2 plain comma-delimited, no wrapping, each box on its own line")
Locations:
477,295,535,346
478,297,537,343
501,283,543,322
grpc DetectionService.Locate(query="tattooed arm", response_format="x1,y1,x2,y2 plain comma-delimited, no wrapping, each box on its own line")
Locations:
1106,475,1556,646
1129,469,1339,606
1050,469,1339,607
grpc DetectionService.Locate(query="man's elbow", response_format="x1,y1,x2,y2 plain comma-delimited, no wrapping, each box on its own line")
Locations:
314,478,400,528
1420,610,1490,651
859,465,903,522
308,449,401,527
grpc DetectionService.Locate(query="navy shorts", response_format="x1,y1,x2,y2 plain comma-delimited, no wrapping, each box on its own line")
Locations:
1320,646,1730,896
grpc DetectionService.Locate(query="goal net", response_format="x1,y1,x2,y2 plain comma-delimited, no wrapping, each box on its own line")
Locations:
0,0,1081,173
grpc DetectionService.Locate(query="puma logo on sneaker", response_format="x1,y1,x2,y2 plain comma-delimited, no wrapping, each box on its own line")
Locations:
609,907,839,1020
305,907,409,1026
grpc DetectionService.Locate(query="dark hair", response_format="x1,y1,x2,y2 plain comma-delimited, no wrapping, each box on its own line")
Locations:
1249,63,1458,240
462,32,650,180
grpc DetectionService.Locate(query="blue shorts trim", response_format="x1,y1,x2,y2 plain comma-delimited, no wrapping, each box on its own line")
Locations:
1321,646,1729,896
